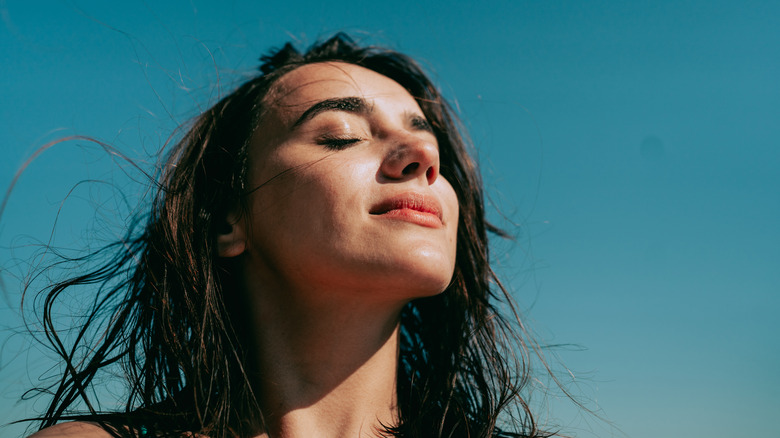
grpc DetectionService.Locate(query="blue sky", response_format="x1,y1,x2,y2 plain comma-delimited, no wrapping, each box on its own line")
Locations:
1,1,778,437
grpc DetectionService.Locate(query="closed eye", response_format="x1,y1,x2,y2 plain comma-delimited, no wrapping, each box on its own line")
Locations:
317,136,363,150
410,115,433,133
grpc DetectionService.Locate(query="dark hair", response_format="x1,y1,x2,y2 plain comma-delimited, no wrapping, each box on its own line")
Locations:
24,33,551,437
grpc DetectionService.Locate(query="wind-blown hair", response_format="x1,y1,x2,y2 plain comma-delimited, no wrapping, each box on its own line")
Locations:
26,33,549,437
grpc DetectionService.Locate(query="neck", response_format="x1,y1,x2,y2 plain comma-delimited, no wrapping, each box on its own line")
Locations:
243,271,405,438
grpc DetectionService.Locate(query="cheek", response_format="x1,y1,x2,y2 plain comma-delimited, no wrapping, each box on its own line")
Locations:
437,182,460,236
252,158,368,240
309,163,374,243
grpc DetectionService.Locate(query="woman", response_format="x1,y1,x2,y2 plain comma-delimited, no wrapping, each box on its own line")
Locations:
25,33,548,437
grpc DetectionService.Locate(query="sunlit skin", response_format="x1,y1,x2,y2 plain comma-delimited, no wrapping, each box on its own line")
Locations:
223,62,459,303
28,62,459,438
218,62,459,437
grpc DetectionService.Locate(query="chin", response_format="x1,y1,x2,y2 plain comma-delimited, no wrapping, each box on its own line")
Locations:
389,255,455,299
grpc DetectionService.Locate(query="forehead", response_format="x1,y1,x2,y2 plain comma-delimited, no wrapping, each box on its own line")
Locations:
265,62,420,119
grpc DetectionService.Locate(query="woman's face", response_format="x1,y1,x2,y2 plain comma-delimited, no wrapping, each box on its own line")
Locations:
225,62,459,304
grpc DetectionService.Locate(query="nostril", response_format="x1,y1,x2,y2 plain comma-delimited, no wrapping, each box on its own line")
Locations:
402,162,420,175
426,167,435,181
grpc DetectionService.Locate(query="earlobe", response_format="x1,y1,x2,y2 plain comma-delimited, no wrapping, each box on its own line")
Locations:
217,213,247,258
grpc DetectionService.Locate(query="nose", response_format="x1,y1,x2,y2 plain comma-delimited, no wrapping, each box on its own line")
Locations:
379,131,440,185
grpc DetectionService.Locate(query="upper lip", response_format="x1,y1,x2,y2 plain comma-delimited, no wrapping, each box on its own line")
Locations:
369,192,443,221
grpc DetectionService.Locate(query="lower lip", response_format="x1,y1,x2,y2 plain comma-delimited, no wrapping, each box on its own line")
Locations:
373,208,443,228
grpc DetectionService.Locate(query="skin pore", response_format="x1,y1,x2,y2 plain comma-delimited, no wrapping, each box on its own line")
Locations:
28,62,459,438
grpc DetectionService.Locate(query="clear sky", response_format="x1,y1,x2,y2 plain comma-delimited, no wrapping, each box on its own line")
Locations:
1,1,778,437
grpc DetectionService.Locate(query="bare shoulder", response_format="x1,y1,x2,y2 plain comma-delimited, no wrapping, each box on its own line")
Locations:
26,421,113,438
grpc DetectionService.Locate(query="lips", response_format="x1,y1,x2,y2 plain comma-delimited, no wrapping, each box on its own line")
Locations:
370,192,443,228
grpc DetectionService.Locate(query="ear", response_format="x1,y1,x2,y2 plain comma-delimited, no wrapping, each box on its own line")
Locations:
217,212,247,258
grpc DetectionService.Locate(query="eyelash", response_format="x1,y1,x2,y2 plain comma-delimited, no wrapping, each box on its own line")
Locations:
315,116,430,151
317,136,362,150
411,116,432,132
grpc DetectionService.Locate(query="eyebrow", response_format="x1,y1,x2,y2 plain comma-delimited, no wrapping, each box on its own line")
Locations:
291,96,371,128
